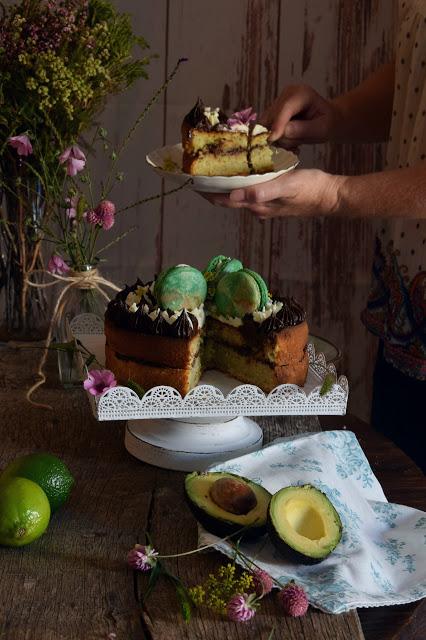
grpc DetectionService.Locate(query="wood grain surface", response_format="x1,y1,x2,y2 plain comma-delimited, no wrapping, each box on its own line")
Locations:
0,345,367,640
1,345,425,639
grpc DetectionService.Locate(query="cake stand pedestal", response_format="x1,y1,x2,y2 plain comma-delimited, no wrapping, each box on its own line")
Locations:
125,416,263,471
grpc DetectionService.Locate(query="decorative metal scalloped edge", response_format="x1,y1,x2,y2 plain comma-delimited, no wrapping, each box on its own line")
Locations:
92,342,348,421
72,313,349,420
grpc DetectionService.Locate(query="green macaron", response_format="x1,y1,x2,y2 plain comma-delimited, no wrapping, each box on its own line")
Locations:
242,268,269,310
204,255,244,297
214,269,269,318
154,264,207,311
204,255,243,279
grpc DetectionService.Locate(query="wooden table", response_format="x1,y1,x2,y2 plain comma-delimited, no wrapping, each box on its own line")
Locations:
0,343,424,640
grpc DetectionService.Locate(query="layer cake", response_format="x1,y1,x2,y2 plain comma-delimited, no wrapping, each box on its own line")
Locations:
105,258,309,396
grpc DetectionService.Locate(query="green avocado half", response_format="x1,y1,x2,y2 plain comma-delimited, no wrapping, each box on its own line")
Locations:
268,484,342,564
185,471,272,540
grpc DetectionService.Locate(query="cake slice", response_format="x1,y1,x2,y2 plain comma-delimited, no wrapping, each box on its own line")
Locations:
181,98,273,176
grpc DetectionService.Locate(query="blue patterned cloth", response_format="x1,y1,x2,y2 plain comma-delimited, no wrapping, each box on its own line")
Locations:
199,430,426,614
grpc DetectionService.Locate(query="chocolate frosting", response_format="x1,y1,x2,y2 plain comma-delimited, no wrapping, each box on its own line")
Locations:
105,280,201,339
182,98,227,131
259,297,306,334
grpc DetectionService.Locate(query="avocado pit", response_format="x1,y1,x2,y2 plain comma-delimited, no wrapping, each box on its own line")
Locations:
209,477,257,515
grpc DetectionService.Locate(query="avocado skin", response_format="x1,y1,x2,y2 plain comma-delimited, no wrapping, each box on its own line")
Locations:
184,472,271,541
267,486,343,564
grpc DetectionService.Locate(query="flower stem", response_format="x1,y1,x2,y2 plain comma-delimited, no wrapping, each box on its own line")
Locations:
156,525,252,559
101,57,188,198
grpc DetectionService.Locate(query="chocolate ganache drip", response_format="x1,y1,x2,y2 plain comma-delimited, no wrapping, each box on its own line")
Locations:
260,297,306,334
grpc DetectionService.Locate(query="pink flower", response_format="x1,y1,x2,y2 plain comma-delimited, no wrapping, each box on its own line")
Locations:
47,254,70,276
227,107,257,129
127,544,159,572
8,134,33,156
278,583,309,617
83,369,117,397
86,200,116,230
59,145,86,176
65,195,79,219
252,568,274,596
226,593,258,622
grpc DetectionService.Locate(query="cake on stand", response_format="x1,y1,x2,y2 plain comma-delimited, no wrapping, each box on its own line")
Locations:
71,314,348,472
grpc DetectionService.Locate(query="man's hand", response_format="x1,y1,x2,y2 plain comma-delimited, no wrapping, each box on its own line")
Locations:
260,85,342,148
203,169,345,219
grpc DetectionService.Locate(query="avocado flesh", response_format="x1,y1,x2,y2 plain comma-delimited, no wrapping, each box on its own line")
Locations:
185,471,271,539
268,485,342,563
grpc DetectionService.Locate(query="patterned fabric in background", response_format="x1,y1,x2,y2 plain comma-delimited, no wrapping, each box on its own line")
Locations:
199,431,426,614
362,0,426,379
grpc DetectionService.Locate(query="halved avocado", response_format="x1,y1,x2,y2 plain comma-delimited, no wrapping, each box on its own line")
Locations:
268,484,342,564
185,471,272,540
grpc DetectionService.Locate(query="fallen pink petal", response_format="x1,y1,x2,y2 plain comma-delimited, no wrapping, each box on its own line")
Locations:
83,369,117,397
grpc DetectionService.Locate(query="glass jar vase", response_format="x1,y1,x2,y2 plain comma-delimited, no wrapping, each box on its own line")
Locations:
56,265,106,387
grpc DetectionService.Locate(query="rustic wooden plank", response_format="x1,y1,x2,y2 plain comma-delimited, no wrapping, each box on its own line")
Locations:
269,0,396,423
96,0,169,286
2,345,425,638
0,347,148,640
138,415,364,640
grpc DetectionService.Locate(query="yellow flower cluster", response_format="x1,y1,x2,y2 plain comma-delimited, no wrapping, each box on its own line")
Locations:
19,23,113,121
188,563,254,616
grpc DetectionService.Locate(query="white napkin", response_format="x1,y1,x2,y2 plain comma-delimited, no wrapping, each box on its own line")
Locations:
199,430,426,614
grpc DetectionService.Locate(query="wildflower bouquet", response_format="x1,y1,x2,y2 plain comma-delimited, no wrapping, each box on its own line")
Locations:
0,0,150,336
24,56,187,405
127,536,309,627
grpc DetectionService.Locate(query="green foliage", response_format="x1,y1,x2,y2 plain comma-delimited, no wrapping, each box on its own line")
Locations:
0,0,151,164
320,373,335,396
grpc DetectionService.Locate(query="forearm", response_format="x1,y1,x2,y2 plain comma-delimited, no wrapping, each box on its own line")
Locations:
336,164,426,219
331,62,395,144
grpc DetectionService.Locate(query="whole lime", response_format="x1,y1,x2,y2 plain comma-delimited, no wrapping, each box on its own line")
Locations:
0,453,74,512
0,477,51,547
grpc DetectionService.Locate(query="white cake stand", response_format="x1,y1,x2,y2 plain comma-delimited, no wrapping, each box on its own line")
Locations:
70,314,349,472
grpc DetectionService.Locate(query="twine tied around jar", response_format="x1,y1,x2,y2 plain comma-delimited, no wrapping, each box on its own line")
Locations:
25,268,121,409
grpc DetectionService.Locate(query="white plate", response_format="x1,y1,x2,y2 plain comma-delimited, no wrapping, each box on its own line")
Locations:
145,143,299,193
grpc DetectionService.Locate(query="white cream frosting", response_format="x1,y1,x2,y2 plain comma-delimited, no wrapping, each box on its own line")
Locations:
203,107,220,127
229,123,249,133
227,123,268,135
125,284,150,309
252,300,283,323
214,314,243,327
252,123,268,135
125,282,206,330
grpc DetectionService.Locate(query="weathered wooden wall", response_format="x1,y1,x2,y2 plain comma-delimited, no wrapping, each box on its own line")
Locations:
101,0,397,421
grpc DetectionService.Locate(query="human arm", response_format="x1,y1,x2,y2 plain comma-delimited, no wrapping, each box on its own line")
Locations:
263,62,395,147
206,163,426,220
